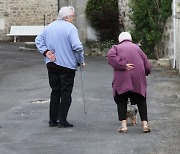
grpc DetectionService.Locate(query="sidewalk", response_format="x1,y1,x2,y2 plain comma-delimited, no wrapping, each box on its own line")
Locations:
0,42,180,154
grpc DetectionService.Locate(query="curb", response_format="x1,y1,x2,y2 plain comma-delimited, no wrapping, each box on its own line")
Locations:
149,58,170,67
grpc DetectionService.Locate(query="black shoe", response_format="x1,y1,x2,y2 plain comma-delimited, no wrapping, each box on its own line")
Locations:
49,120,58,127
58,121,73,128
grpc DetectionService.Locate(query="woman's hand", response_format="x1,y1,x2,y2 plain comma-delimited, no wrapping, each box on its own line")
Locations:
126,63,134,70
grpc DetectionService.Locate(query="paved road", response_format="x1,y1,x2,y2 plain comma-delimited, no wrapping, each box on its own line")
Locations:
0,42,180,154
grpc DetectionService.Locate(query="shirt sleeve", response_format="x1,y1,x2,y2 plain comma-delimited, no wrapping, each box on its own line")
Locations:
69,26,84,63
74,49,85,64
35,31,48,55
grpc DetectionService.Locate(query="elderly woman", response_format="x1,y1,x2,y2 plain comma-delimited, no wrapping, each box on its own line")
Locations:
107,32,151,133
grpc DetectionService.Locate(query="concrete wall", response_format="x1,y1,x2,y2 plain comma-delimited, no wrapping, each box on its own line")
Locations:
118,0,132,31
175,16,180,73
174,1,180,73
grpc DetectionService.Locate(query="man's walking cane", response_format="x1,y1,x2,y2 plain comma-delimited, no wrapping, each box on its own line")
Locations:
79,64,87,126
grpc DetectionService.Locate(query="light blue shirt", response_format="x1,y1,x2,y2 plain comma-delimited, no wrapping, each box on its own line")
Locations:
35,20,84,70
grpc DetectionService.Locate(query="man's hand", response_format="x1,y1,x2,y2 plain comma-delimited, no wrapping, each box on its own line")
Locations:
46,50,56,62
126,63,134,70
81,63,86,68
78,62,86,68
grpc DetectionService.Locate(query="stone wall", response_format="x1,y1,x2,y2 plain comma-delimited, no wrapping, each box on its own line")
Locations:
0,0,58,41
0,0,92,43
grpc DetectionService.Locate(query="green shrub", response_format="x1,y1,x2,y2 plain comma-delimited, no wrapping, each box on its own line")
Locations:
100,40,115,51
85,0,121,42
129,0,172,59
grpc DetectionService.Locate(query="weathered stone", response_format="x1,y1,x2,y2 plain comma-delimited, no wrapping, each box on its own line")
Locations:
0,0,57,41
158,58,171,67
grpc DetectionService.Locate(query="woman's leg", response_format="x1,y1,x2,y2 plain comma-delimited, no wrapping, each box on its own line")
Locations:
114,91,128,121
114,91,129,132
130,93,150,132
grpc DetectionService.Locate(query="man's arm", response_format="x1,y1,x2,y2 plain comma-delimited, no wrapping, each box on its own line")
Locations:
35,32,55,62
70,27,85,66
35,32,48,55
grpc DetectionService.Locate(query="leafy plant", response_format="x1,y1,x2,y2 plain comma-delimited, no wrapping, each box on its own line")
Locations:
100,40,115,51
85,0,122,42
85,40,100,48
129,0,172,59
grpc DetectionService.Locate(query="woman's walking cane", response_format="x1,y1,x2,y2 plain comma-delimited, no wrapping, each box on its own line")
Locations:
79,64,87,126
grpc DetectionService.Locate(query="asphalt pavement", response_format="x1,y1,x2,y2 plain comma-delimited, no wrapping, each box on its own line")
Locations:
0,42,180,154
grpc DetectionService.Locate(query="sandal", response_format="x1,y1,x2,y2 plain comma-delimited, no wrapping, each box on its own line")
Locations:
143,125,151,133
118,127,128,133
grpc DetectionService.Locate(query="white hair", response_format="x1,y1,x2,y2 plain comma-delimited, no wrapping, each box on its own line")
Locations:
57,6,75,20
118,32,132,43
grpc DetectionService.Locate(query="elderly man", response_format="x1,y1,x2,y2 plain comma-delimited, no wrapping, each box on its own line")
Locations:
35,6,85,128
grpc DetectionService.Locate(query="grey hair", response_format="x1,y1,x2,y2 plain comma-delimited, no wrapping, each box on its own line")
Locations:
118,32,132,43
57,6,75,20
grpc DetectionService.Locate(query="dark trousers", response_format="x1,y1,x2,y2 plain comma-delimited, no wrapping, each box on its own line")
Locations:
114,91,148,121
48,70,75,122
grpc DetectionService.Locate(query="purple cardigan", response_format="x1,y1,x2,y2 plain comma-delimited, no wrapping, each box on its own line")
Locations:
107,40,151,97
